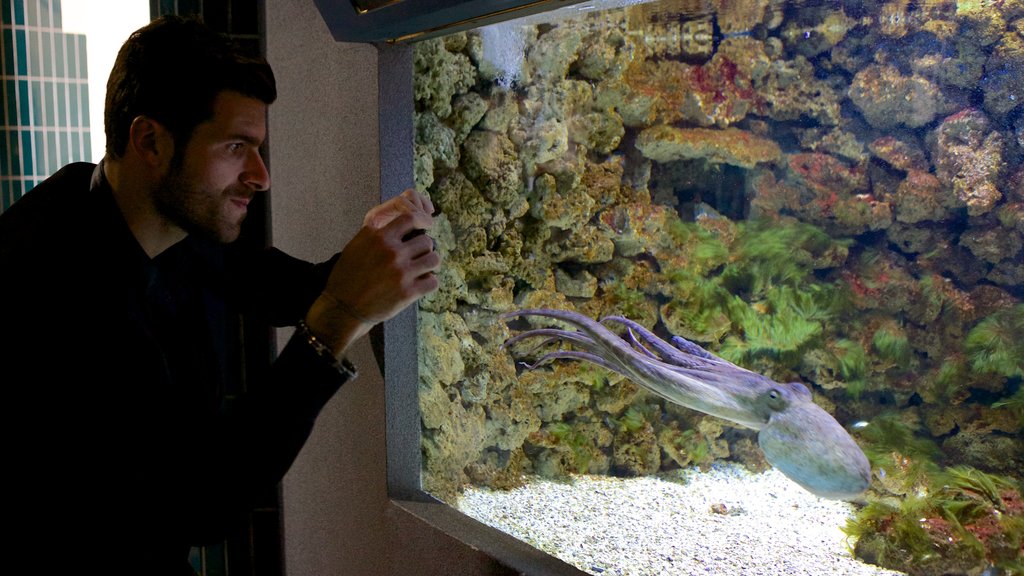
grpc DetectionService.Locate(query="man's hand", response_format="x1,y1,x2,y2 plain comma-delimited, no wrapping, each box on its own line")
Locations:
305,189,441,357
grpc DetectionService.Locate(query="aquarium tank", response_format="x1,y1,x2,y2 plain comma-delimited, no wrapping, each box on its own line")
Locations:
411,0,1024,574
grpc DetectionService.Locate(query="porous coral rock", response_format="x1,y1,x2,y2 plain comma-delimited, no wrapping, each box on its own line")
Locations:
431,171,494,244
635,125,782,168
612,419,661,476
478,91,519,134
554,267,598,298
580,155,628,209
886,222,948,255
421,401,486,501
414,37,476,118
576,10,635,81
797,127,867,163
522,117,569,167
909,35,986,90
528,172,596,231
716,36,772,84
956,0,1007,47
981,30,1024,117
942,428,1024,476
784,152,892,235
545,226,616,264
447,92,489,143
461,130,525,208
414,142,434,192
622,53,763,128
931,108,1005,216
892,170,959,223
568,110,625,155
988,258,1024,286
960,223,1024,264
759,55,842,126
869,136,930,172
416,111,459,171
849,64,941,129
526,22,583,83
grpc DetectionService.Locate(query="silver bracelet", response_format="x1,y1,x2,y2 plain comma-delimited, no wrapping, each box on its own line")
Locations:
296,320,358,379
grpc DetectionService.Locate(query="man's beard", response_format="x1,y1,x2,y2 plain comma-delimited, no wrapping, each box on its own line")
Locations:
152,165,246,244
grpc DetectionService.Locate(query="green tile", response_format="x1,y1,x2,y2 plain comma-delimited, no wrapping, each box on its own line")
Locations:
54,31,64,77
56,81,66,126
58,129,68,163
28,31,40,76
30,81,41,125
4,80,16,125
68,81,77,124
43,81,53,126
47,131,57,173
42,32,52,77
26,0,38,27
33,130,44,176
15,29,27,75
17,79,29,125
20,131,32,175
9,130,21,176
77,35,86,78
3,29,14,77
65,34,75,78
80,83,88,127
1,130,9,175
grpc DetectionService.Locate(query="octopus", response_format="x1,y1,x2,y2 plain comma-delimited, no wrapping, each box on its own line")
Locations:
502,308,872,501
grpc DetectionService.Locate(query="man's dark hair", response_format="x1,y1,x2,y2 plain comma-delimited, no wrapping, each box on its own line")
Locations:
104,15,277,158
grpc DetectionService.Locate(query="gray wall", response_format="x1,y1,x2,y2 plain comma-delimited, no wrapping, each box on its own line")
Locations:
265,0,388,573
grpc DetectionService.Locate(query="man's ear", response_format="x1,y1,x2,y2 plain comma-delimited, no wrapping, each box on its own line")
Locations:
128,116,175,173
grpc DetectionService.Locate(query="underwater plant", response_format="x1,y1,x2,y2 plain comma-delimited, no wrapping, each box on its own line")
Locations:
993,388,1024,427
543,421,600,474
606,282,653,321
965,305,1024,379
719,219,849,300
854,412,942,491
921,358,971,405
826,339,870,398
845,464,1024,576
872,321,913,364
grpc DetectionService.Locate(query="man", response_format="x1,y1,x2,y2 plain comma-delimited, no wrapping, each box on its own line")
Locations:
0,15,439,573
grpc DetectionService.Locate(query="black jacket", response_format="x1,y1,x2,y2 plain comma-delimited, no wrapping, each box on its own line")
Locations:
0,163,350,573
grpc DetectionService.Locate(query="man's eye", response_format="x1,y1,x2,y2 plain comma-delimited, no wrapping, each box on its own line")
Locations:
228,143,245,153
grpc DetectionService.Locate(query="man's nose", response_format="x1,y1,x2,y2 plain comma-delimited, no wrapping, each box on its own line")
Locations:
243,150,270,191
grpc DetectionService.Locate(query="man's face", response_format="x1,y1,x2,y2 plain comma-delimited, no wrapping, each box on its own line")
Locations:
154,90,270,243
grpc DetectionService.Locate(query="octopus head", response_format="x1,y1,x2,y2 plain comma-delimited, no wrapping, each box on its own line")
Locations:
756,383,871,500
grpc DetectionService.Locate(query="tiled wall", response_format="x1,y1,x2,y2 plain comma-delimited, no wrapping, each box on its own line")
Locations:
0,0,91,211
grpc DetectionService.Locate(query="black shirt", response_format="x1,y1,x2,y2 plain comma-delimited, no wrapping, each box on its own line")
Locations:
0,162,351,573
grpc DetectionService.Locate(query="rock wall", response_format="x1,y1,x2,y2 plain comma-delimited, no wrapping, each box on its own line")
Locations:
412,0,1024,527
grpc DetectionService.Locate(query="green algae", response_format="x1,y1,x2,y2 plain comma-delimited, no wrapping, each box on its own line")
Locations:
965,305,1024,379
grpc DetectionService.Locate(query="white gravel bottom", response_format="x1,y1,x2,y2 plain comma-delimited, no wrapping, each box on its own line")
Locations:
455,462,908,576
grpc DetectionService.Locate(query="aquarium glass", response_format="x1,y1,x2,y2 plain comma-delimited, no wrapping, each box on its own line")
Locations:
413,1,1024,574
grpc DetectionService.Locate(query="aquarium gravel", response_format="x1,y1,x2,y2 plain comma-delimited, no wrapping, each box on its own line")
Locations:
456,463,907,576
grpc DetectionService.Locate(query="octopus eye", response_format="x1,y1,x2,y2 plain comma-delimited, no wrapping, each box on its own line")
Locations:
766,388,787,410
